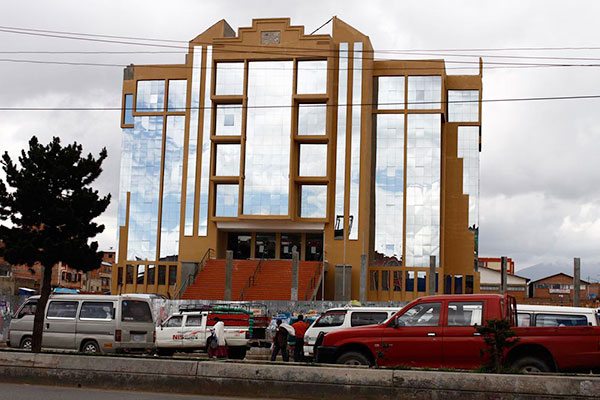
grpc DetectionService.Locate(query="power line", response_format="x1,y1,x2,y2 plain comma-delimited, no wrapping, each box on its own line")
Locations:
2,94,600,112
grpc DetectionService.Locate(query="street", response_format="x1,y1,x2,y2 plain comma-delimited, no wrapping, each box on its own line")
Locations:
0,383,289,400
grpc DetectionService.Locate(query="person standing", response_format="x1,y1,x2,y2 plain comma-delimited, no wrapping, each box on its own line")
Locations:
209,316,228,359
291,315,309,362
270,319,289,362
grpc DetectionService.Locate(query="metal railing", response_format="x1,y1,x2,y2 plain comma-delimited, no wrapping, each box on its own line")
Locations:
174,248,214,299
239,255,266,301
305,262,324,300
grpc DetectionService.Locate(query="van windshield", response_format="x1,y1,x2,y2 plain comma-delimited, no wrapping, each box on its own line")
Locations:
313,311,346,328
121,300,153,323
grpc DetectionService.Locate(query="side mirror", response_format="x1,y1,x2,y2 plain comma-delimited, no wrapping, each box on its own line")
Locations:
392,317,405,328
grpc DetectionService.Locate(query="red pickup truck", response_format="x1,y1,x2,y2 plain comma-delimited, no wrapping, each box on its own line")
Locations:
316,294,600,372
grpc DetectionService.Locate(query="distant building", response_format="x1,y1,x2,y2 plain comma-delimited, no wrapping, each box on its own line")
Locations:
529,273,589,304
114,17,483,301
478,266,529,300
478,257,515,275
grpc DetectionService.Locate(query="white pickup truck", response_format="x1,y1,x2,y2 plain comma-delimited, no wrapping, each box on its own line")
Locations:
155,310,249,359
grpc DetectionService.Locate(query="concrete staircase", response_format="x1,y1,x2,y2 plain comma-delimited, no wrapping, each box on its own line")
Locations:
181,259,322,301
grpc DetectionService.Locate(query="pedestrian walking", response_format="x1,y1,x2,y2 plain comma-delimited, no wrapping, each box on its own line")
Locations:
208,316,228,358
270,319,289,362
291,314,309,362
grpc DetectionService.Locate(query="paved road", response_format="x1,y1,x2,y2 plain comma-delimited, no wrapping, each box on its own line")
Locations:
0,383,289,400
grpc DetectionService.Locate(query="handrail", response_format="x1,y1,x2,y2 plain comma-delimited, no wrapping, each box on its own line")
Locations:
239,255,266,301
174,248,214,299
305,262,324,300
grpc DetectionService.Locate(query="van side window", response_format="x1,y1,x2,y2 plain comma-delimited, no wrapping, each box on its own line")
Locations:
517,313,532,327
122,300,153,322
447,302,483,326
47,301,78,319
17,301,37,319
313,311,346,328
80,302,114,320
350,312,388,327
535,313,588,327
185,316,203,327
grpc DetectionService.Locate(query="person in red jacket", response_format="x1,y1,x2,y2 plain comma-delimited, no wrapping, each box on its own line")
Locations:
291,315,309,362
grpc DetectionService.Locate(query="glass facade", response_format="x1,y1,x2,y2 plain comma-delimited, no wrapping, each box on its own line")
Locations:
374,114,404,263
407,76,441,110
243,61,293,215
299,144,327,176
215,144,241,176
300,185,327,218
167,80,187,112
348,42,363,240
160,116,185,260
215,184,238,217
198,46,213,235
296,60,327,94
334,43,349,239
298,104,326,135
184,47,203,236
126,116,163,261
377,76,405,110
123,94,134,125
215,62,244,95
406,114,441,267
448,90,479,122
457,126,480,229
215,104,243,136
136,80,165,112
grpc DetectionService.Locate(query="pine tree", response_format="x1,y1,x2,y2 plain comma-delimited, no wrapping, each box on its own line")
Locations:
0,136,110,352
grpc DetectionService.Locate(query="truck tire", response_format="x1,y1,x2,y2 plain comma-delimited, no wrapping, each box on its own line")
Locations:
336,351,371,366
81,340,101,354
20,336,32,350
228,346,247,360
511,356,551,373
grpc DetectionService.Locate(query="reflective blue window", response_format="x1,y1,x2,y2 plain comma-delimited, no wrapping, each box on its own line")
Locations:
160,116,185,260
377,76,404,110
168,80,187,112
299,144,327,177
215,184,239,217
348,42,363,240
374,114,404,263
300,185,327,218
124,94,134,125
297,60,327,94
198,47,214,236
457,126,480,229
215,144,240,176
298,104,326,135
407,76,441,110
136,80,165,112
215,62,244,95
334,43,349,238
215,105,243,136
243,61,293,215
126,116,163,261
448,90,479,122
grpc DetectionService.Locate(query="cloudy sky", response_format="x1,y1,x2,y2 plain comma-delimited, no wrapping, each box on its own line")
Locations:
1,0,599,270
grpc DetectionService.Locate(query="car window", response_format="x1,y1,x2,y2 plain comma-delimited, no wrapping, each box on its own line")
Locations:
47,301,78,319
185,315,203,327
164,316,183,328
517,313,532,327
447,302,483,326
17,301,37,319
80,301,114,320
397,302,441,327
313,311,346,328
121,300,153,322
535,313,588,327
350,312,389,327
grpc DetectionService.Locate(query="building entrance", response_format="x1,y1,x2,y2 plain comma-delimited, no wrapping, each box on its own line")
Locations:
227,233,252,259
224,231,323,261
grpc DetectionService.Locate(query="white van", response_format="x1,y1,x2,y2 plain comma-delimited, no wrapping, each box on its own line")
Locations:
303,307,400,358
8,294,155,354
517,304,600,327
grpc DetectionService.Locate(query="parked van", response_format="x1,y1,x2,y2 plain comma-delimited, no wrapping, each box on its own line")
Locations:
517,304,600,327
7,294,155,354
303,306,400,358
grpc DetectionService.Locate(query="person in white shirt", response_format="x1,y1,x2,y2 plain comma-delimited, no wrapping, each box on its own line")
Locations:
208,316,228,358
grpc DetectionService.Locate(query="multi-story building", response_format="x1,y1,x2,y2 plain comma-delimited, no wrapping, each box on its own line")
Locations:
114,17,482,301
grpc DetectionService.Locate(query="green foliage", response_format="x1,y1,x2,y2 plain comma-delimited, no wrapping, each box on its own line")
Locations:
0,136,110,352
476,319,519,373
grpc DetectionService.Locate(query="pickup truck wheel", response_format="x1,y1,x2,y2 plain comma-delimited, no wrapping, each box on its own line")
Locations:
228,346,247,360
512,356,550,373
336,351,371,366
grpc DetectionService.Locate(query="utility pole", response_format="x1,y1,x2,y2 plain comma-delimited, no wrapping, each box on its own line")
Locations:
429,256,437,295
573,257,581,307
500,256,508,294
